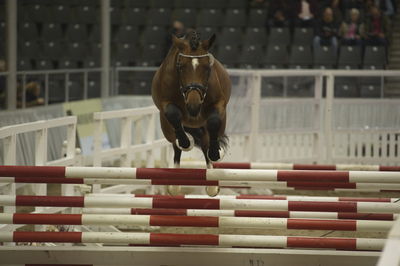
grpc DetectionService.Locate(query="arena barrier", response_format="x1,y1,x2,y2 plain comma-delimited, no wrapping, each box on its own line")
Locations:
0,231,385,251
1,195,400,213
181,161,400,171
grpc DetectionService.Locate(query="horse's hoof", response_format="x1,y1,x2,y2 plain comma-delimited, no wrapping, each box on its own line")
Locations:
176,133,194,151
166,185,181,196
207,147,224,162
206,186,220,197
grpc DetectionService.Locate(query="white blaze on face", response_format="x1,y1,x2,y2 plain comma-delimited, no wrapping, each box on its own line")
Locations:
192,58,199,71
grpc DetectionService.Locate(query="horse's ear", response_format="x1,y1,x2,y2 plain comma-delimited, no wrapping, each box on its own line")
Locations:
202,34,216,50
172,34,185,51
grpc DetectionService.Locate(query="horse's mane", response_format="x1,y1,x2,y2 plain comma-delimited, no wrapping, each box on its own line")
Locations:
185,30,201,50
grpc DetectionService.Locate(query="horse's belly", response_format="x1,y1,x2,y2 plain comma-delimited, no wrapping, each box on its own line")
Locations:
182,117,207,128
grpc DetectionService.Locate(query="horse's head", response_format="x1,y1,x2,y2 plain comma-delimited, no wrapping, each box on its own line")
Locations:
173,31,216,117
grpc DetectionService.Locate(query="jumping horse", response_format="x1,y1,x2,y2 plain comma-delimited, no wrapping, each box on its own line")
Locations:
152,31,231,196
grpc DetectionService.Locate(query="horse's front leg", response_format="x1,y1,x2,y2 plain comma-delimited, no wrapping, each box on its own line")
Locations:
207,106,225,162
164,103,194,151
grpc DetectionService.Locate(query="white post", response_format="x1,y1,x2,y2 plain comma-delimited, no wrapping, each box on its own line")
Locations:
134,119,143,167
120,117,133,167
34,128,48,231
146,113,156,168
324,73,334,163
249,73,261,162
92,118,104,192
5,0,17,110
100,0,111,98
3,135,16,214
313,74,323,163
61,121,77,197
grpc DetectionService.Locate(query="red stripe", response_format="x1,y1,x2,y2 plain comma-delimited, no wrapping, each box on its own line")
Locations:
338,212,394,220
150,215,218,227
287,219,357,231
287,181,356,188
15,196,84,207
151,179,218,186
277,171,349,182
237,195,287,200
339,197,391,202
288,201,357,212
13,232,82,243
152,198,220,209
293,164,336,170
15,177,84,184
287,237,357,250
379,166,400,171
0,165,65,177
131,208,187,215
13,213,82,225
213,162,251,169
150,233,219,246
381,190,400,192
136,168,206,180
235,210,290,218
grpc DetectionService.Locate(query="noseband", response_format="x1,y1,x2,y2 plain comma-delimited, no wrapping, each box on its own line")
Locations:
176,52,215,103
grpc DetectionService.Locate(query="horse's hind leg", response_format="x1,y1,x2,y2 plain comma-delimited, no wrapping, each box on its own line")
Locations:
164,103,194,151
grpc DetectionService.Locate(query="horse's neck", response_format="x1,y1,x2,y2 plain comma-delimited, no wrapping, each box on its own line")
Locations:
162,46,179,72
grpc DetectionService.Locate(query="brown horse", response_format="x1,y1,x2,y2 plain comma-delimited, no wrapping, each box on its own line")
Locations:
152,31,231,195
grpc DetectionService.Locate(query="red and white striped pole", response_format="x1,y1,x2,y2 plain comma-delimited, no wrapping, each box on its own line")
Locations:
181,161,400,171
1,195,399,213
1,165,400,184
0,213,392,232
0,231,385,251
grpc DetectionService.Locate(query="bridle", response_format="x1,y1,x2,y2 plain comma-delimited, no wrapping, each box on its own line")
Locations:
176,52,215,103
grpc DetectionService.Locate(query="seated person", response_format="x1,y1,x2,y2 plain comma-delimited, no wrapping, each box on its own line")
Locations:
17,81,44,108
363,6,391,46
339,8,364,46
313,7,339,54
294,0,318,27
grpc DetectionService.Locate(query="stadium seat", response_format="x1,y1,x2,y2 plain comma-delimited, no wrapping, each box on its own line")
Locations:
142,26,167,45
289,45,313,69
243,27,268,46
200,0,226,8
238,44,264,69
48,5,72,24
334,77,359,97
88,42,101,58
338,45,362,69
113,25,139,43
313,45,336,69
113,43,140,66
122,8,147,26
359,77,382,98
264,45,289,69
65,24,88,42
147,8,172,26
19,40,41,58
173,9,197,28
137,44,163,66
41,23,64,42
197,9,224,27
218,27,243,47
293,27,314,46
34,58,54,70
151,0,174,8
174,0,199,8
261,77,284,97
248,9,267,27
87,77,101,98
130,71,155,95
67,42,88,60
83,57,100,68
42,41,64,59
67,79,84,101
22,4,49,23
197,27,218,40
89,25,100,42
18,22,39,41
58,58,79,69
224,9,247,27
216,45,240,68
110,7,122,25
363,46,386,69
268,27,290,47
126,0,150,8
227,0,247,8
74,5,98,24
17,58,33,71
286,77,315,97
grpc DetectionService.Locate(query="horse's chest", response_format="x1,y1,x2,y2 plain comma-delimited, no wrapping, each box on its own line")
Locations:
182,115,207,128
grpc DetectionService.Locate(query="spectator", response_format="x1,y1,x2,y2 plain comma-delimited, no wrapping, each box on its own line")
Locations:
341,0,364,10
268,9,290,28
339,8,364,46
363,6,391,46
328,0,343,23
313,7,339,54
293,0,318,27
164,20,185,57
17,81,44,108
366,0,396,17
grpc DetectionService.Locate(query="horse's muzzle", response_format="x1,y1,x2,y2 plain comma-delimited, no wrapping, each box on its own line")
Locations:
181,83,207,103
186,103,201,117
